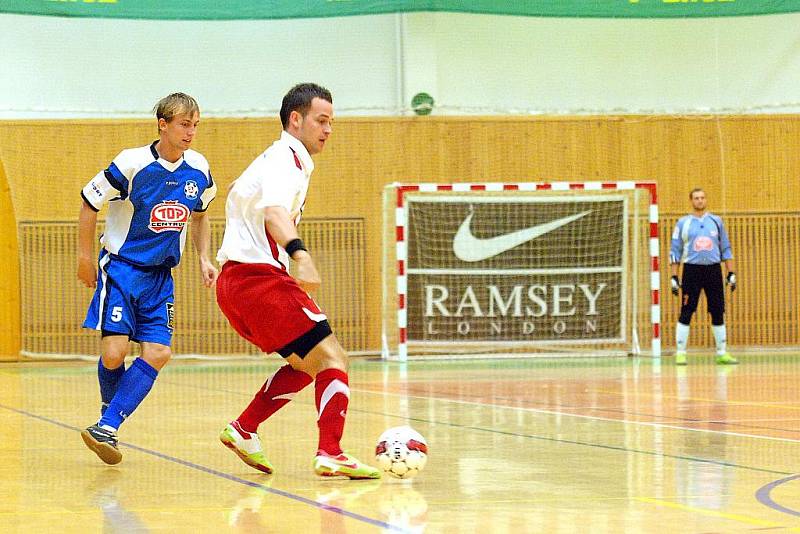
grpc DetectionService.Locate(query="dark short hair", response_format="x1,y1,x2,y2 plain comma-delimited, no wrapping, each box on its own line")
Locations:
280,83,332,129
689,187,704,199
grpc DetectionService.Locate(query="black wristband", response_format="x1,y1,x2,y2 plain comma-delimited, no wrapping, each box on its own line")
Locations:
285,238,307,258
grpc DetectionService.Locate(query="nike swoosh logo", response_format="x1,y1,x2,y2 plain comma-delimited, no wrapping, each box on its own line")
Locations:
453,210,591,262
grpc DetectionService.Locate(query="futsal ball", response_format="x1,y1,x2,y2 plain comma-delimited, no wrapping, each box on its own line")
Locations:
375,426,428,479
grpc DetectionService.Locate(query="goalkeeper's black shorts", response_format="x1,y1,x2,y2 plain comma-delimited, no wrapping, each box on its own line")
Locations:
679,263,724,324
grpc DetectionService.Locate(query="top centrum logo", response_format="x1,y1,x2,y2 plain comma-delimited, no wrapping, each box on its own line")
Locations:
452,211,591,262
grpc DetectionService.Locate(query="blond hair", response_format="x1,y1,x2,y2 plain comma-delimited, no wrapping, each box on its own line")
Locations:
153,93,199,131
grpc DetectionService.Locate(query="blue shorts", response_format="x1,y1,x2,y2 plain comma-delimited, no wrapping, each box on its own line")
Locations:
83,250,175,346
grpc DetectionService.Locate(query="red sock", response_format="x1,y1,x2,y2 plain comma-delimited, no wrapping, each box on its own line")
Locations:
237,364,312,433
315,368,350,456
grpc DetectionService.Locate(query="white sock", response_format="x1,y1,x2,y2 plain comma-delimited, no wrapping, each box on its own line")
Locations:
712,324,727,355
676,322,690,352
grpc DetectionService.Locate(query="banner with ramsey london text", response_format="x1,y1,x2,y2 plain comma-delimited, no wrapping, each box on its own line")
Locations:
404,195,627,344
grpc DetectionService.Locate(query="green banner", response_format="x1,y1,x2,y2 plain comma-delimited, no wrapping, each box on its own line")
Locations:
2,0,800,20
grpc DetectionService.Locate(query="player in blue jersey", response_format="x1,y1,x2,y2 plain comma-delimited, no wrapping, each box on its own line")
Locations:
669,188,737,366
77,93,218,464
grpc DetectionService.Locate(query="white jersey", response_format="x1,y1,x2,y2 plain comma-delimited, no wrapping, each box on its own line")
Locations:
217,131,314,269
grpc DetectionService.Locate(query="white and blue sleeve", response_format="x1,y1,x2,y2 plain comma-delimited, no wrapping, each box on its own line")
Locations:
80,166,126,211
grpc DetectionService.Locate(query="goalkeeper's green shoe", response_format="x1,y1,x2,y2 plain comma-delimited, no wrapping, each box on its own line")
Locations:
220,422,274,474
675,351,687,366
716,352,739,365
313,451,381,479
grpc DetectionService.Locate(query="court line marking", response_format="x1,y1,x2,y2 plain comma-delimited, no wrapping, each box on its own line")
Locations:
420,415,791,475
23,368,793,483
326,371,800,519
755,474,800,518
595,386,800,412
156,373,800,472
30,363,800,442
364,385,800,445
117,371,800,478
169,374,800,440
0,402,408,534
588,386,800,436
398,381,800,439
683,418,800,423
12,367,799,521
352,388,800,477
544,400,800,437
635,496,800,530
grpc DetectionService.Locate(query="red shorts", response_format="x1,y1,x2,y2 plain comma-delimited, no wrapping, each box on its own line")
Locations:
216,261,331,356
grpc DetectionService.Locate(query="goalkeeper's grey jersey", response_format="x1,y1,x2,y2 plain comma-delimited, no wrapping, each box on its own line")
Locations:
670,212,732,265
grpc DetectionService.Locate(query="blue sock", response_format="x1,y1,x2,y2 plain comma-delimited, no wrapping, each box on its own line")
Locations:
98,358,126,414
98,358,158,431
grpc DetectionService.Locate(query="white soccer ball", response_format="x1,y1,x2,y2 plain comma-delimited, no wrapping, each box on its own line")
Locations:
375,426,428,479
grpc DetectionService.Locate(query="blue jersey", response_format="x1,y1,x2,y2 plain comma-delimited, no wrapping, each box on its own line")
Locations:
81,142,217,268
670,212,733,265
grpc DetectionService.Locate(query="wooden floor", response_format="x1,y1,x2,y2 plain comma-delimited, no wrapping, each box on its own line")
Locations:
1,353,800,533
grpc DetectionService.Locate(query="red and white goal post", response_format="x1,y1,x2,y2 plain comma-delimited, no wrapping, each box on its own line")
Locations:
381,181,661,361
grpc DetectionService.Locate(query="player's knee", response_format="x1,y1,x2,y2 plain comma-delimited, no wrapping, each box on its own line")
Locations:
326,349,349,372
313,352,348,375
101,352,126,369
678,310,694,324
141,344,172,370
304,337,348,376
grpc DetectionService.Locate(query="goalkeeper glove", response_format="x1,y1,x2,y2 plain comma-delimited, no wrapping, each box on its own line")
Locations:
670,275,681,296
726,272,736,292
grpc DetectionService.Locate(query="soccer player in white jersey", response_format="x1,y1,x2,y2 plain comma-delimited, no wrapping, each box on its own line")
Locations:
670,188,737,366
78,93,218,464
215,83,380,479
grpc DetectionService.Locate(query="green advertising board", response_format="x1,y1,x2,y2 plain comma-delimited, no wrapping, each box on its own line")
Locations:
2,0,800,20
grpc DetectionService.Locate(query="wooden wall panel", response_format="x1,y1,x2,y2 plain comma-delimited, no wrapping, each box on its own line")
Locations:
1,115,798,355
0,157,20,360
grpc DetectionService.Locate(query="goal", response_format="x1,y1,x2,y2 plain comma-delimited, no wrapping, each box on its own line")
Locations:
382,182,661,360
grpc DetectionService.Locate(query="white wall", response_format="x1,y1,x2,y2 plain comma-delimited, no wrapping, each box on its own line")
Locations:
0,13,400,118
1,12,799,118
422,13,800,114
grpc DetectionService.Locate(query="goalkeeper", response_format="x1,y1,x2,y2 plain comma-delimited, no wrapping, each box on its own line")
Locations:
669,188,737,365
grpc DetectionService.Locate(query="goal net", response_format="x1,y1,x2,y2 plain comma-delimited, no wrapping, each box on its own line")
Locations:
382,182,661,360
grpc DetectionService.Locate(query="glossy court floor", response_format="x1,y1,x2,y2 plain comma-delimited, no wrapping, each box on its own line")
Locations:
1,353,800,533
